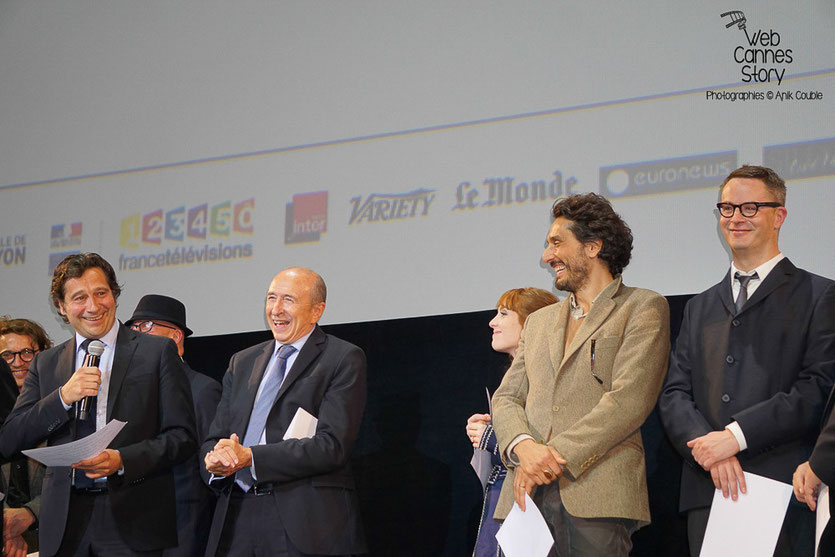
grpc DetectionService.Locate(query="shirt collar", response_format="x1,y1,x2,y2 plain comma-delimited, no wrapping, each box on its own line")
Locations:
568,279,615,320
568,293,587,320
730,252,785,284
274,327,315,355
75,319,120,354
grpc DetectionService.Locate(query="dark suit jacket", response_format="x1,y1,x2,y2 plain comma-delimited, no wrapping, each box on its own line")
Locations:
0,324,197,556
0,360,18,427
165,363,221,557
2,449,46,550
0,359,17,550
660,258,835,511
201,325,367,556
810,387,835,554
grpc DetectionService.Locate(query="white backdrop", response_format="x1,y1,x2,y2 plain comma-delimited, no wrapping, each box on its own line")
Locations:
1,1,833,340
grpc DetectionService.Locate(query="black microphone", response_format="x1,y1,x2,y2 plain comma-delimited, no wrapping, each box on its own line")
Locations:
79,340,105,421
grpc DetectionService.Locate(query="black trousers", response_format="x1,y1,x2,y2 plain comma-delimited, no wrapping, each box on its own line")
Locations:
56,490,162,557
216,487,359,557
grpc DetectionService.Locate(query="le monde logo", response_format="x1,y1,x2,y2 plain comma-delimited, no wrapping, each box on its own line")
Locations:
720,10,793,85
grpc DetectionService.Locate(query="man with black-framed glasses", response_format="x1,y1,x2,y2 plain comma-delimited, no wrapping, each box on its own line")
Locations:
0,318,51,391
660,165,835,557
126,295,221,557
0,317,52,556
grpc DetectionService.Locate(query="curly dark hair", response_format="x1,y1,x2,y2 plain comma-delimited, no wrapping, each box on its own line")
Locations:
50,253,122,323
550,193,633,277
720,165,786,206
0,317,52,351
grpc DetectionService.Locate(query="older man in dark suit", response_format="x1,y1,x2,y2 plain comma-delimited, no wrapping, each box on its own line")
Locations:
126,295,221,557
660,166,835,557
0,253,196,556
202,267,367,557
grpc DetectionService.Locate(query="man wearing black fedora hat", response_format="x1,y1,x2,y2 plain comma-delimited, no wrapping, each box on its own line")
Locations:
127,294,222,557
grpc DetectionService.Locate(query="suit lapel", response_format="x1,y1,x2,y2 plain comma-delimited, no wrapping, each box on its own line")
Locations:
560,277,619,370
717,269,735,316
276,326,325,401
738,258,793,315
107,325,137,418
548,302,570,373
238,342,276,436
57,339,77,388
823,387,835,428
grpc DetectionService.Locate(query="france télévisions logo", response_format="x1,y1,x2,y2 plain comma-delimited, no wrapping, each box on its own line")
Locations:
285,191,328,244
119,199,254,248
720,10,792,85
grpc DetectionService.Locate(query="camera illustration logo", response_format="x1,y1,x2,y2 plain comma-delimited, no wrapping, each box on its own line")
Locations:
719,9,792,85
720,10,747,32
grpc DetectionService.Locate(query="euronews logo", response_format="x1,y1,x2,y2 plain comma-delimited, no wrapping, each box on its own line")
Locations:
600,152,737,198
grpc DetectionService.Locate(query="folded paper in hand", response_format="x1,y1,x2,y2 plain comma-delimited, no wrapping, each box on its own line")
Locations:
283,407,317,440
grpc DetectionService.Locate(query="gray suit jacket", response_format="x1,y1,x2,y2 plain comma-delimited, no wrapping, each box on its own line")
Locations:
201,325,367,556
492,277,670,524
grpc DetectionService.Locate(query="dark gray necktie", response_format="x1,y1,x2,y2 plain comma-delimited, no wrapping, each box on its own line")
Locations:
734,271,758,312
74,339,98,488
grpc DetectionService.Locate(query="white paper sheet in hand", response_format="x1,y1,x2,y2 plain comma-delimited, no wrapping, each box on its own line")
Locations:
495,492,554,557
283,407,317,440
700,471,793,557
22,419,127,466
816,484,830,557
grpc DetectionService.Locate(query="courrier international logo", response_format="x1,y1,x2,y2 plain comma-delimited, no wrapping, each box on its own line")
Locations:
720,10,793,85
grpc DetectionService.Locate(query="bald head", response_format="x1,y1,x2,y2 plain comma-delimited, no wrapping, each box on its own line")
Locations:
265,267,327,345
280,267,327,304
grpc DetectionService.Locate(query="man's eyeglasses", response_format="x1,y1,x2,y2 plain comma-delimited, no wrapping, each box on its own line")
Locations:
129,321,178,334
1,349,37,364
716,201,782,218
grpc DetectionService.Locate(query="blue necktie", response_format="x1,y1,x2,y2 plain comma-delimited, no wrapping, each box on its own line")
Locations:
236,344,296,491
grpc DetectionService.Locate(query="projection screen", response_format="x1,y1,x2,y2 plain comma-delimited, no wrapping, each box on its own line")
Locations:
1,1,833,340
